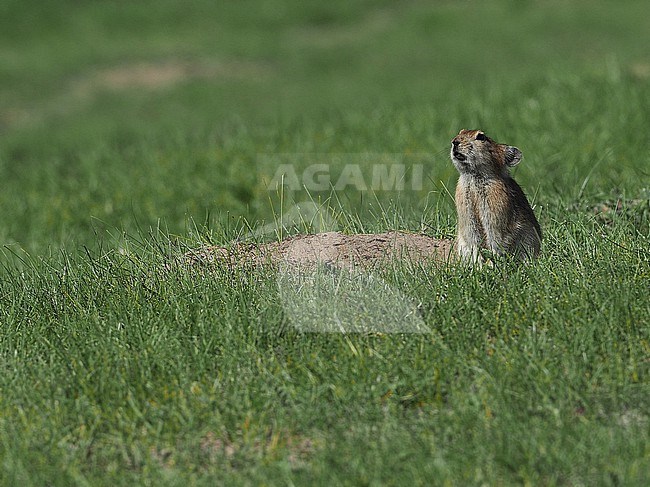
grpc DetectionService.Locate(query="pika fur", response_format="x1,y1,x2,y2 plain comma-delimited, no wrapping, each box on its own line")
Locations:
450,129,541,263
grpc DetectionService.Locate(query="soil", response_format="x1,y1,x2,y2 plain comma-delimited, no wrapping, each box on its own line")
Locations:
181,231,456,269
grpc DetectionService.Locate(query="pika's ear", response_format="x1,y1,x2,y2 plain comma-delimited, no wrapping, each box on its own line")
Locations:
504,146,522,167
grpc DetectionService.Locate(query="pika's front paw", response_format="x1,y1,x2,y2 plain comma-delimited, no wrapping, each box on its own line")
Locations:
456,239,483,265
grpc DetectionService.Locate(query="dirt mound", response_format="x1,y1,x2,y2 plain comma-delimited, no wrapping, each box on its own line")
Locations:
182,231,456,269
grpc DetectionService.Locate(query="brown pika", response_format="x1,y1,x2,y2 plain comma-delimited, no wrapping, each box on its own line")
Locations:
450,129,541,263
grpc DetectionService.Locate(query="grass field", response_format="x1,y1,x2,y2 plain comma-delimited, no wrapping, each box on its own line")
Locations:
1,0,649,484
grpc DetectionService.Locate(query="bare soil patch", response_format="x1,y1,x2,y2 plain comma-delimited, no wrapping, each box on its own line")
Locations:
75,59,271,94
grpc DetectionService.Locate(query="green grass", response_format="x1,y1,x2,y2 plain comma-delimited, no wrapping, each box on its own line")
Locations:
1,0,650,484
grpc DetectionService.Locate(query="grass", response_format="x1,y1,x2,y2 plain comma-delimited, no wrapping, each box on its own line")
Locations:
1,0,650,484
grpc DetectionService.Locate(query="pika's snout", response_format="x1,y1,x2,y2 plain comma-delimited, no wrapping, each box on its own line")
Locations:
451,138,466,162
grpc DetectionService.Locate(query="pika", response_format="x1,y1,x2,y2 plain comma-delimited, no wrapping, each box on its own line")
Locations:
451,129,541,262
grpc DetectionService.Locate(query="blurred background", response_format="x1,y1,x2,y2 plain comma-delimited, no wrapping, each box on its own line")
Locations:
1,0,648,253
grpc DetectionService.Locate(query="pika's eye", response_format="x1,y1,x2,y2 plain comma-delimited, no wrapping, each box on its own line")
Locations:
475,132,487,141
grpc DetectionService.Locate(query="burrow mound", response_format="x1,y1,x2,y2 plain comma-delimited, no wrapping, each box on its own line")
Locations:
181,231,456,269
